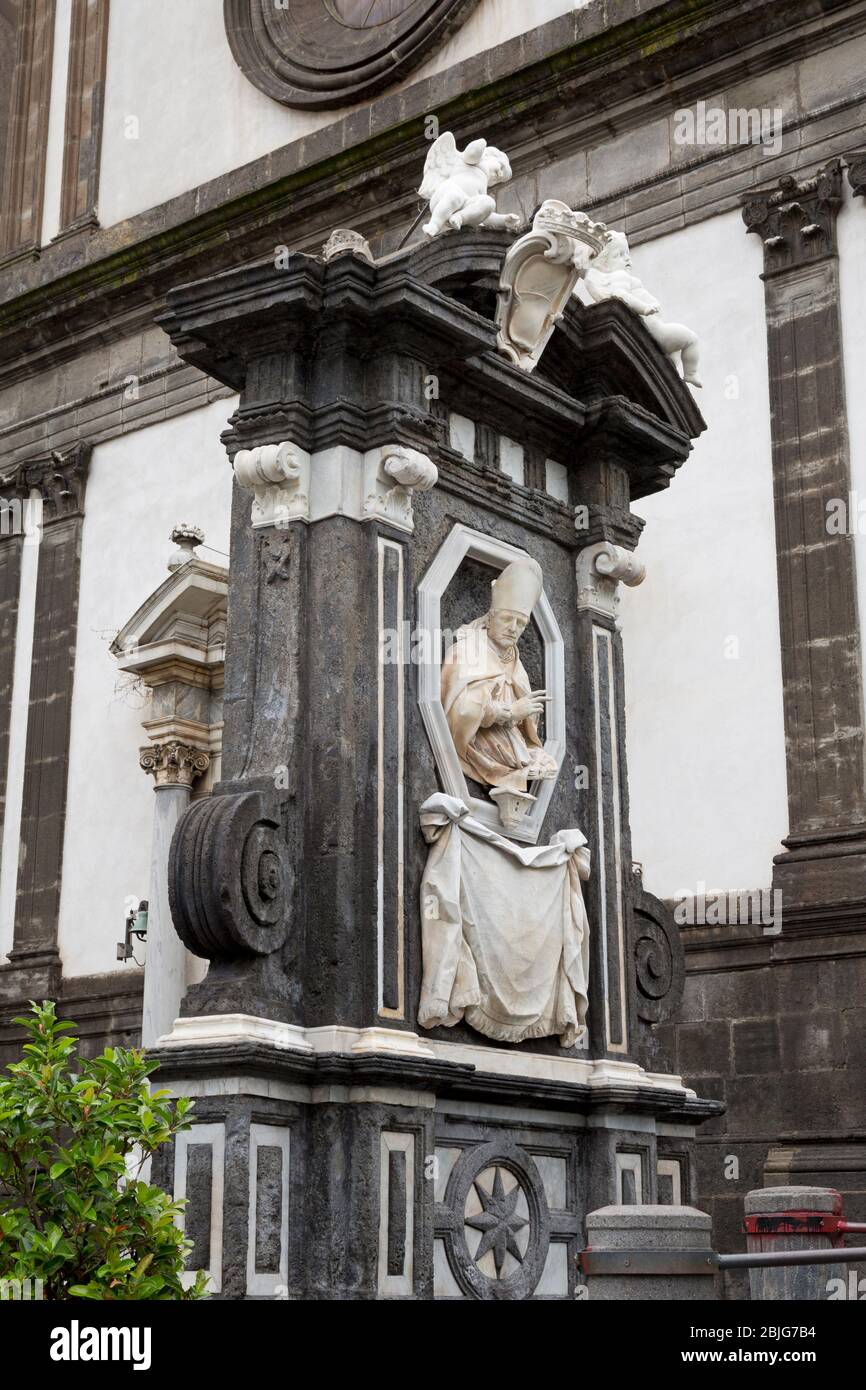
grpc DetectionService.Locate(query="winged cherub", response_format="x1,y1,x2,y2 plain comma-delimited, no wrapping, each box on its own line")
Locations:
419,133,522,239
583,229,702,388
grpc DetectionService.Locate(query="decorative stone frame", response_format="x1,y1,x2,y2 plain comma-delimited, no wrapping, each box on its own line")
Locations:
223,0,481,111
417,524,565,844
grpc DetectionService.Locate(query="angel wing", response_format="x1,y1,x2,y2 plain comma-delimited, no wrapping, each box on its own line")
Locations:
418,132,459,200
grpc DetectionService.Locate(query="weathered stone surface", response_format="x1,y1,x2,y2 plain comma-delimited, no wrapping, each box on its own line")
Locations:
583,1204,715,1301
733,1019,781,1076
677,1021,730,1078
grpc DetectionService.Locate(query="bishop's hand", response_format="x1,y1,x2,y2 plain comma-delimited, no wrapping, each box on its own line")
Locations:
509,690,550,722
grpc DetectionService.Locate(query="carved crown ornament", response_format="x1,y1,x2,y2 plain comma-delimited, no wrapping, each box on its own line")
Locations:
321,228,374,263
742,159,845,274
224,0,481,109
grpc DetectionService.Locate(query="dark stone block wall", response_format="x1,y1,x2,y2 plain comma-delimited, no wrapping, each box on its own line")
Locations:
658,934,866,1297
0,970,144,1068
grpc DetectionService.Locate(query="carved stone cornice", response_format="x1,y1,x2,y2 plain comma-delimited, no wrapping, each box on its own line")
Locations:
0,441,91,522
742,159,844,276
846,151,866,201
139,741,210,789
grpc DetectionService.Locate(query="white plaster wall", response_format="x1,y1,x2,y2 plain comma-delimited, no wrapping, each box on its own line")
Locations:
618,210,788,897
40,0,72,245
96,0,583,228
838,197,866,735
57,397,236,977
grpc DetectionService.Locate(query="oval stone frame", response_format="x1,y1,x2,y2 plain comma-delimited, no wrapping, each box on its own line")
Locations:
417,524,566,845
224,0,481,110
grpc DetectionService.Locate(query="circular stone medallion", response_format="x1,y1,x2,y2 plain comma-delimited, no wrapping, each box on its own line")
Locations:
443,1140,551,1300
224,0,481,109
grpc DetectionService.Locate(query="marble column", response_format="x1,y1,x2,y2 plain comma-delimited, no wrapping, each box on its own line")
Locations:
139,742,209,1047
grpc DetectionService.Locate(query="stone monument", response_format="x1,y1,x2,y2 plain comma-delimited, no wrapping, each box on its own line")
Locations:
148,146,720,1299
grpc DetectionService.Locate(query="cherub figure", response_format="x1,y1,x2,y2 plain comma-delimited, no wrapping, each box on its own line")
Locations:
419,133,521,239
583,230,702,387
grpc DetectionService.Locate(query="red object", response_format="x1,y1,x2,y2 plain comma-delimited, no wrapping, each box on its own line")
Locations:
742,1192,865,1248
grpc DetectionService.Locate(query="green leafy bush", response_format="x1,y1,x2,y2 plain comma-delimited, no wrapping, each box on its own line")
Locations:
0,1001,208,1300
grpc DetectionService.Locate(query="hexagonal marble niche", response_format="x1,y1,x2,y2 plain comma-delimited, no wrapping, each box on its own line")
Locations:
417,523,565,843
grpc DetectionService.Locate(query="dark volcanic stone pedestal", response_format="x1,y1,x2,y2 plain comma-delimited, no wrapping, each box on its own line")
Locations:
150,230,720,1299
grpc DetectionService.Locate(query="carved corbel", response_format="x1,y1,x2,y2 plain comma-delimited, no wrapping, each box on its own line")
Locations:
233,441,310,527
496,200,608,372
576,540,645,622
363,445,438,533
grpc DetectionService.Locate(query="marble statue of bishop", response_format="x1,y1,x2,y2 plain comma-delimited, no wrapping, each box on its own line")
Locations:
441,558,558,794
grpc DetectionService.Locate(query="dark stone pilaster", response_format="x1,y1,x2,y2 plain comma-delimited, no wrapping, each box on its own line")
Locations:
0,0,56,263
0,533,23,858
0,445,90,997
743,161,866,913
56,0,110,238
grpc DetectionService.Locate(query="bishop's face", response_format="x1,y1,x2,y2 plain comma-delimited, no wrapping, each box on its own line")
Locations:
488,609,528,650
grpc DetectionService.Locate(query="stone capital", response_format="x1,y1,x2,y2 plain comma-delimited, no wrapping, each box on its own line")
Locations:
846,151,866,202
140,741,210,789
0,441,91,522
742,159,844,276
576,540,645,621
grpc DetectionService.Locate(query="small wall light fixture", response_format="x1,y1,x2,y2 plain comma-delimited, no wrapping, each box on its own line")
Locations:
118,900,148,963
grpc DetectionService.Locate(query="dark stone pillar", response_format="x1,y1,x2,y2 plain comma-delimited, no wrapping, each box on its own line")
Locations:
0,444,90,1000
0,0,56,263
56,0,110,239
743,161,866,916
0,531,23,855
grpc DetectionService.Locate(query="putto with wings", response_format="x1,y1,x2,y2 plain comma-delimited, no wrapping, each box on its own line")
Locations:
418,133,522,239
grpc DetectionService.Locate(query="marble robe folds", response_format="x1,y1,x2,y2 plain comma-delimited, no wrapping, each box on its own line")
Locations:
418,795,590,1047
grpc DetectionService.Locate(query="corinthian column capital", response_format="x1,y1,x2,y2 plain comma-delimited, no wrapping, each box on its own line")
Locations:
140,741,210,789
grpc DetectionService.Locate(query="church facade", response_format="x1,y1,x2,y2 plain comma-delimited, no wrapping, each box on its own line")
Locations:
1,0,865,1299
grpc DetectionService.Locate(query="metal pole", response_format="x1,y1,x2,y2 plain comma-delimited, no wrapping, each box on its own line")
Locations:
718,1247,866,1270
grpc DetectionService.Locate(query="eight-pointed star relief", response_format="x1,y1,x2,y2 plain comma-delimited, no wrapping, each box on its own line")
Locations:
464,1167,531,1279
